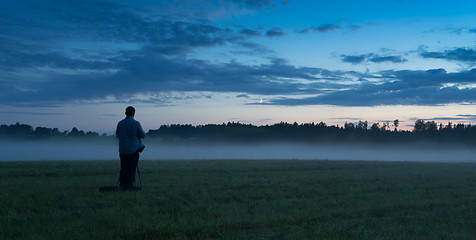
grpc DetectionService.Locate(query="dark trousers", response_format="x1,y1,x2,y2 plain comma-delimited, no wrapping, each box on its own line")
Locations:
119,152,139,188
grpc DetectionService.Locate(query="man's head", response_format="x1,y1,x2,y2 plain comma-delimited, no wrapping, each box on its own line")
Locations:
125,106,135,117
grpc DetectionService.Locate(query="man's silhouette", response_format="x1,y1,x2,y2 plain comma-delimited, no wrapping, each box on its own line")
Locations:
116,106,145,189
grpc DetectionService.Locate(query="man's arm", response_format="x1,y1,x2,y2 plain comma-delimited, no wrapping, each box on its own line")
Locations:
137,122,146,139
115,122,120,138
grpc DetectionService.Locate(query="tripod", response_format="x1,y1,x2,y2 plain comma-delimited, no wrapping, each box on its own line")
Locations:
136,164,142,189
100,163,142,192
114,162,142,191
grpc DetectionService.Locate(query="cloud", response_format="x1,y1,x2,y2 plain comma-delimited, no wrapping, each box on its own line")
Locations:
349,23,375,31
442,27,476,35
298,23,376,33
314,24,342,32
3,38,476,108
269,85,476,107
266,27,286,38
3,111,66,116
341,55,367,64
232,41,274,55
420,48,476,64
297,24,342,34
341,53,407,64
11,32,476,109
369,55,407,63
0,47,347,105
267,68,476,106
3,0,476,110
231,0,289,9
332,117,363,121
236,94,250,98
422,117,468,121
1,0,304,108
420,115,476,122
232,0,275,9
0,1,273,66
238,28,262,37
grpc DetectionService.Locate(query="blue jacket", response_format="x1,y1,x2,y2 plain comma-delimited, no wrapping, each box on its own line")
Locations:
116,116,145,154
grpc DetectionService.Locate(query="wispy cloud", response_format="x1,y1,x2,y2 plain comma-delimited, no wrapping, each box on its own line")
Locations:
420,48,476,64
341,55,367,64
349,23,376,31
232,41,274,55
267,68,476,106
369,55,407,63
3,111,65,116
236,94,250,98
297,24,342,34
232,0,275,9
266,27,286,38
420,115,476,122
341,53,407,64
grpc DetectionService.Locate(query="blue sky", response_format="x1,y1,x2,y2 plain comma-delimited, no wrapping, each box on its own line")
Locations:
2,0,476,133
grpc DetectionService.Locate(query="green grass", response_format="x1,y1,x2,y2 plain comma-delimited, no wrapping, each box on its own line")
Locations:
1,160,476,239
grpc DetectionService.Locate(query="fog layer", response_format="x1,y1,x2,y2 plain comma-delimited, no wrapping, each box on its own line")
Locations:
1,140,476,162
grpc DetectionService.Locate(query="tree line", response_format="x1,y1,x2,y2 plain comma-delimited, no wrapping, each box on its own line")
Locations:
0,123,106,140
2,120,476,145
147,120,476,145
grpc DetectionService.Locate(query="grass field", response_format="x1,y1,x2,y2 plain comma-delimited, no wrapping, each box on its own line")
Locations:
1,159,476,239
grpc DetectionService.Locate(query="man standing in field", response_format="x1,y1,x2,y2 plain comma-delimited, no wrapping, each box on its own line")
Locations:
116,106,145,190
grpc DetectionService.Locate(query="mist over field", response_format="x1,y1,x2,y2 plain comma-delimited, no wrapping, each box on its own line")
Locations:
2,140,476,162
